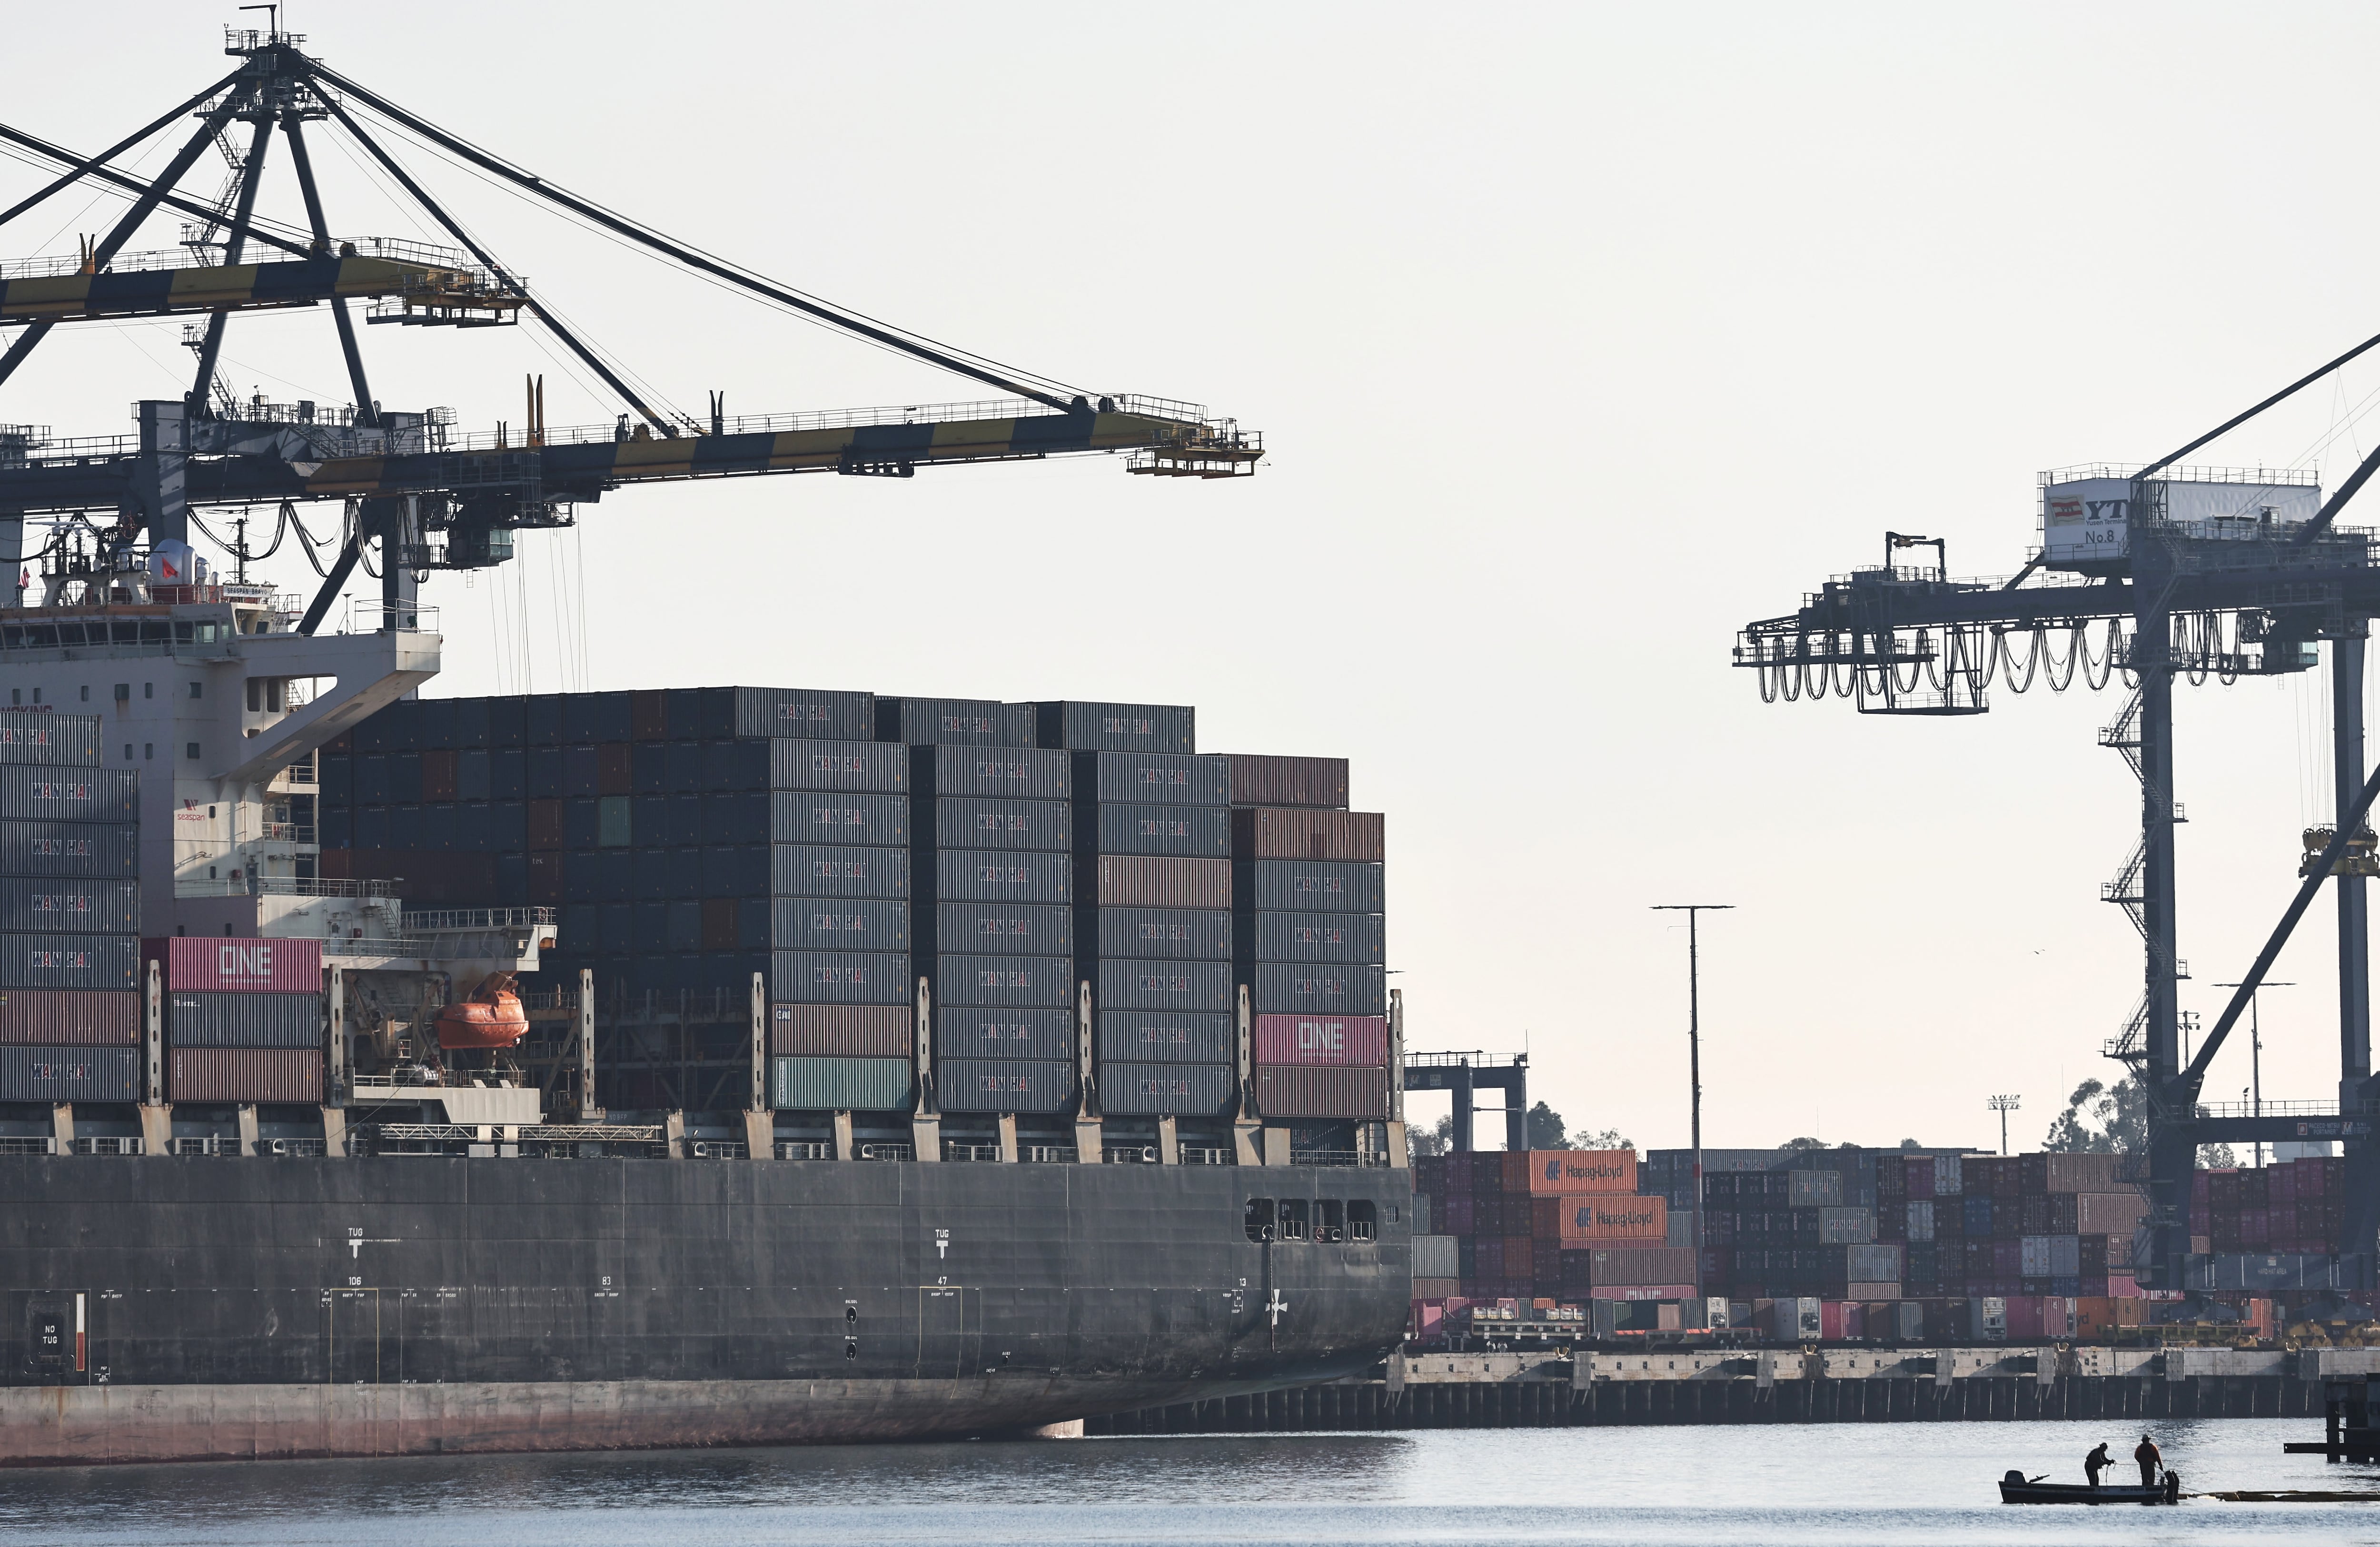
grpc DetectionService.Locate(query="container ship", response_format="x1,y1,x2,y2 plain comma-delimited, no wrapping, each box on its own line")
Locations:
0,29,1411,1464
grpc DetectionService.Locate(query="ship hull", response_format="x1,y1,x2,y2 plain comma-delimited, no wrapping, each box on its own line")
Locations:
0,1154,1410,1465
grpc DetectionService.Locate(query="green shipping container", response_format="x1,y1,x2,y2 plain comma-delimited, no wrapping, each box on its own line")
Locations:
597,794,633,848
770,1055,912,1111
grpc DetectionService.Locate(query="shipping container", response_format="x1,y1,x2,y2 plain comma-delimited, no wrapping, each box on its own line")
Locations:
1232,807,1385,863
733,686,873,742
0,988,137,1046
166,991,320,1049
1093,854,1230,908
778,792,909,847
769,844,912,900
1220,754,1347,810
1413,1234,1460,1279
141,935,321,993
1093,1010,1233,1065
169,1046,322,1103
936,1005,1074,1063
1096,958,1232,1013
1249,1063,1387,1120
767,951,911,1006
0,932,139,991
1098,1061,1235,1117
885,697,1033,747
936,797,1071,853
1248,911,1386,964
936,1058,1075,1114
0,877,140,933
930,744,1071,800
1846,1243,1904,1283
1238,857,1386,917
1086,751,1230,807
0,820,139,878
0,713,99,765
1533,1194,1668,1242
1096,907,1232,962
936,850,1071,904
1583,1246,1700,1286
934,955,1074,1009
1251,1013,1389,1068
0,765,137,823
769,898,911,952
1934,1155,1964,1196
1033,701,1195,754
2077,1190,2149,1237
0,1042,138,1102
771,1003,911,1059
1817,1207,1875,1244
770,1055,912,1111
1788,1169,1845,1208
1251,962,1386,1016
767,737,907,793
934,902,1072,958
1093,803,1231,858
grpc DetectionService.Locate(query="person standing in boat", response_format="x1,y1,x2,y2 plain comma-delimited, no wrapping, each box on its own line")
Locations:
2134,1434,2162,1488
2084,1441,2112,1488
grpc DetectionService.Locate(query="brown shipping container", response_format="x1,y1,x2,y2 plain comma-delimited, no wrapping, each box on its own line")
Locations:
1222,755,1349,810
1095,854,1230,909
1501,1148,1639,1195
527,799,565,850
1534,1193,1667,1243
0,988,138,1045
1232,807,1385,863
2044,1152,2123,1192
2076,1191,2149,1237
1584,1246,1698,1286
421,748,458,803
169,1047,323,1103
772,1003,912,1058
1250,1063,1388,1120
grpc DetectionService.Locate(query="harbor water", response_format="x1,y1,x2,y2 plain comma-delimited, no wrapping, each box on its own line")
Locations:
0,1419,2370,1546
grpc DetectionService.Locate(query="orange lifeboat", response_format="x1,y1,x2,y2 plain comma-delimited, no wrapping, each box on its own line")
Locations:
435,972,530,1050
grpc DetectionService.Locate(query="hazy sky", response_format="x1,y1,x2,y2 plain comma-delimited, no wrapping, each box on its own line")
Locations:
6,4,2378,1155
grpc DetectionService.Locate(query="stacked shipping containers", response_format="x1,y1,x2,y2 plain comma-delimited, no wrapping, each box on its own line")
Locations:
0,714,143,1104
1228,756,1388,1125
1410,1149,1658,1301
2189,1159,2348,1288
153,936,324,1101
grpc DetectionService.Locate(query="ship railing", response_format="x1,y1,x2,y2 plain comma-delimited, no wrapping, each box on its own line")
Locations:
68,1136,144,1156
684,1140,748,1159
1021,1144,1078,1164
0,1136,54,1155
1180,1145,1231,1165
856,1141,914,1162
262,1138,326,1158
774,1140,832,1160
1291,1149,1382,1168
403,906,557,932
943,1140,1001,1162
172,1136,240,1157
1104,1145,1162,1164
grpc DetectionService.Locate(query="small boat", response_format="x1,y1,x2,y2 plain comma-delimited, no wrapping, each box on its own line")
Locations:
434,971,531,1050
2000,1469,2180,1505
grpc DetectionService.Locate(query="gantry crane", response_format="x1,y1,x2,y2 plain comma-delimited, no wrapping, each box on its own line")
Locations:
1734,327,2380,1292
0,24,1260,633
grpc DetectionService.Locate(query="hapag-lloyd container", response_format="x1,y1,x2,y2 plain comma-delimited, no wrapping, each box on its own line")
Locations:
1096,908,1231,962
1093,804,1230,858
0,820,139,877
0,766,138,823
769,1055,912,1111
1250,1063,1388,1119
1093,855,1229,909
1220,754,1347,809
1034,701,1195,754
0,988,138,1045
1252,1013,1388,1068
771,1003,911,1059
1249,911,1385,964
169,1047,322,1103
0,878,140,933
166,992,321,1049
1095,959,1232,1013
768,737,907,793
1232,807,1385,863
885,697,1034,747
931,745,1071,800
768,898,911,952
937,850,1071,904
1240,859,1384,913
0,1043,138,1101
143,936,322,993
936,1006,1074,1062
1084,751,1230,807
768,844,911,900
0,933,140,991
935,902,1072,956
1093,1011,1232,1065
933,955,1073,1009
936,797,1070,853
766,950,910,1006
1097,1061,1234,1117
1500,1148,1638,1195
1251,962,1385,1016
1535,1194,1668,1242
936,1058,1075,1114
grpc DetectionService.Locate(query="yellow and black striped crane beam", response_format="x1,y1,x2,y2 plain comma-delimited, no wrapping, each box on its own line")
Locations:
0,249,516,326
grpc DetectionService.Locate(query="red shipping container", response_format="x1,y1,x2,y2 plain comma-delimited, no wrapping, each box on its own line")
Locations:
1501,1149,1639,1195
421,748,458,802
0,989,139,1046
2005,1296,2045,1339
143,936,321,994
1231,807,1385,862
1504,1235,1535,1279
771,1003,911,1059
1252,1013,1388,1068
169,1047,323,1102
1220,755,1348,809
1250,1063,1385,1118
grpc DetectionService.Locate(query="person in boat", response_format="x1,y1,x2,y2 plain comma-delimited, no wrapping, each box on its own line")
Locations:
2134,1434,2162,1488
2084,1441,2112,1488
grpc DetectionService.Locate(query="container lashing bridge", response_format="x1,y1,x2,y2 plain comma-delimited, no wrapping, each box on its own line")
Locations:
0,22,1262,634
1733,327,2380,1289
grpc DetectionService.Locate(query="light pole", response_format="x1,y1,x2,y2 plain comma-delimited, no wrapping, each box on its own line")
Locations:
1653,903,1731,1312
2213,981,2290,1168
1988,1094,2021,1157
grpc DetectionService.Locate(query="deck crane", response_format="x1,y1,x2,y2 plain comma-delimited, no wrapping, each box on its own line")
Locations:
0,24,1260,634
1734,327,2380,1293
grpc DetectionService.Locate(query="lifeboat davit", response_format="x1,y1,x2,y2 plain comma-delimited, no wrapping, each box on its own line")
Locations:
435,972,530,1050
